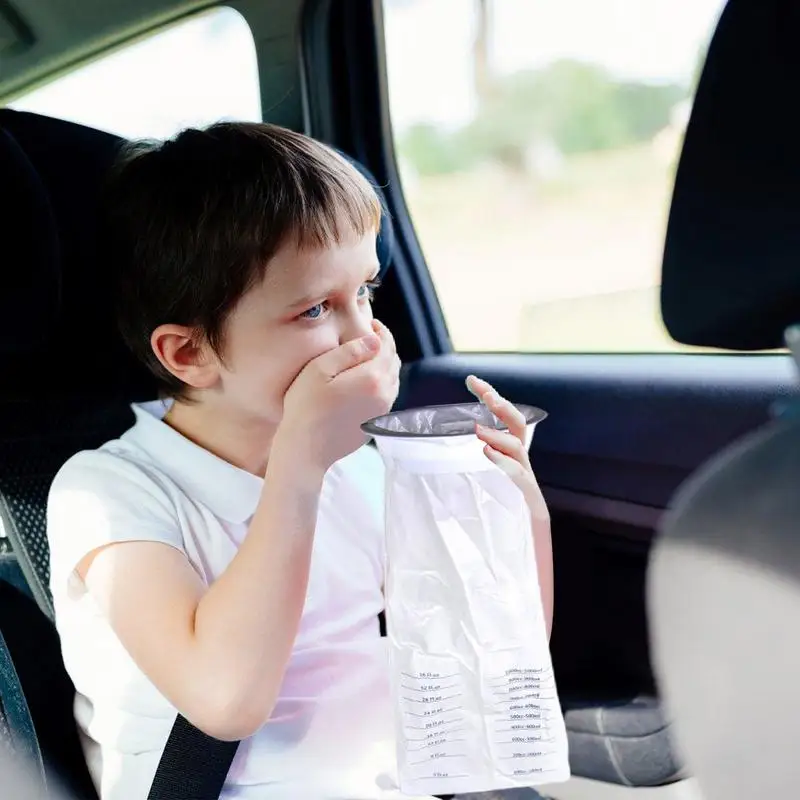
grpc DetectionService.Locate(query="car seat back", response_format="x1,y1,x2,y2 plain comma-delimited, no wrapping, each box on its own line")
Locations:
0,109,135,800
0,110,146,619
650,393,800,799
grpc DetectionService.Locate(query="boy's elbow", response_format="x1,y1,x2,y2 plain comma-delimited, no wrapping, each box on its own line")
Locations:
189,709,268,743
186,685,275,742
189,715,259,743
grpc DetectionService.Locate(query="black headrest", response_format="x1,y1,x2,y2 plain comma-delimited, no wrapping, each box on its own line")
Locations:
0,110,146,399
0,126,59,354
661,0,800,351
0,110,395,399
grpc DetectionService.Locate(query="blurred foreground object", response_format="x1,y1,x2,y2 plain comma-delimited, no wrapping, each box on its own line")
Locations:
649,400,800,799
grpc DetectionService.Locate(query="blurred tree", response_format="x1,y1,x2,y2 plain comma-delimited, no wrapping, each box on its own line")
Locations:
399,53,687,174
615,81,687,141
399,123,470,175
465,61,686,160
473,0,495,105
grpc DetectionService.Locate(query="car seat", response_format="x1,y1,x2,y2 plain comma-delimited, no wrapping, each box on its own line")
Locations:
0,108,395,799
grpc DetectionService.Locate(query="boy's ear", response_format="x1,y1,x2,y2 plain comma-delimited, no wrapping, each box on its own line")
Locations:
150,324,220,390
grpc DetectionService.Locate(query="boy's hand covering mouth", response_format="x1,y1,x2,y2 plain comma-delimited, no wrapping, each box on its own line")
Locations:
274,319,401,474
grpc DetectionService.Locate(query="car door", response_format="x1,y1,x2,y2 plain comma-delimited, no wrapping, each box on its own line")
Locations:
301,0,798,797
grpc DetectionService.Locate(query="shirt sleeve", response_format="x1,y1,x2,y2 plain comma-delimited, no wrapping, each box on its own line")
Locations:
47,448,185,599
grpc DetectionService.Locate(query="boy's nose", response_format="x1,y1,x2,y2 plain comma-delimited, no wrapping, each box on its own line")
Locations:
339,311,374,346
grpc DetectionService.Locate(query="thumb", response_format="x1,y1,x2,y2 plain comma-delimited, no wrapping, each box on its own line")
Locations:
318,333,381,379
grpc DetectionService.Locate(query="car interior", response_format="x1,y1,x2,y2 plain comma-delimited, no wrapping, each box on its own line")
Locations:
0,0,796,799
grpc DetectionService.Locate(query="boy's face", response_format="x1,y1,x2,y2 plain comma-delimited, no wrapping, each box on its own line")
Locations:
204,228,383,428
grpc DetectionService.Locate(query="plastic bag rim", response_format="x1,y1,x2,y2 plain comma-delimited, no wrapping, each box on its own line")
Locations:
361,401,548,439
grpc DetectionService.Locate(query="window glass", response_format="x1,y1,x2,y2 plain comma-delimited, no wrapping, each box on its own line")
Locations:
8,8,260,140
383,0,726,352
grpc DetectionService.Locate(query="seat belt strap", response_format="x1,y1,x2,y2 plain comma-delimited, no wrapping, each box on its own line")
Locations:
147,715,239,800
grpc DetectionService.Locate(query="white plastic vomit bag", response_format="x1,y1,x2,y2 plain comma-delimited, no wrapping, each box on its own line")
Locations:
361,402,570,797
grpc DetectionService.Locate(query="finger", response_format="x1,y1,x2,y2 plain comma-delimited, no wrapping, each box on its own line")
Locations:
342,348,401,408
482,443,528,480
468,376,528,442
492,396,529,443
372,318,397,355
484,444,544,507
318,333,380,379
372,321,401,380
476,424,530,467
390,353,402,381
381,354,402,397
466,374,493,400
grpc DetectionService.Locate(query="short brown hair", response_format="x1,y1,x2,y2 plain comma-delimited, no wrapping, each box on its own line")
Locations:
105,121,382,398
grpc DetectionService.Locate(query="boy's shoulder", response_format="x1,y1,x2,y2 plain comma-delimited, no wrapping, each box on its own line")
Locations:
51,400,186,503
49,434,174,510
46,437,186,596
50,434,385,519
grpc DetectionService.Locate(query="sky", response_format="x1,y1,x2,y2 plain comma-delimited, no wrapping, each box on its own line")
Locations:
10,0,728,140
383,0,727,130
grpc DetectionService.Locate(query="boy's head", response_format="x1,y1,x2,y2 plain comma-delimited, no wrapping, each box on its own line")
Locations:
106,122,384,424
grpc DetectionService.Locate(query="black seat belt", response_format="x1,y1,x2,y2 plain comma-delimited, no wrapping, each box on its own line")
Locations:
147,715,239,800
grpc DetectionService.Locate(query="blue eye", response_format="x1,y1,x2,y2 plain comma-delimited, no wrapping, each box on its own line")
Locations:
299,280,380,321
360,280,381,301
301,303,325,320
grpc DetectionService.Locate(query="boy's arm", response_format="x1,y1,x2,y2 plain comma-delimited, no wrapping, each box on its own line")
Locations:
80,443,324,742
524,490,554,640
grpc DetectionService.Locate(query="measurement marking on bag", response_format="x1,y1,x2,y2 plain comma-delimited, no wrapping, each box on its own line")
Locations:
402,692,463,704
400,682,460,693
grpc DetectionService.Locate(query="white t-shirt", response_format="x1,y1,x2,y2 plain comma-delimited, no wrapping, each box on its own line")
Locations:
46,400,434,800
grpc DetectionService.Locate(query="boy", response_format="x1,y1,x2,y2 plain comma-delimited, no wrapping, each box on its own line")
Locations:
46,122,553,799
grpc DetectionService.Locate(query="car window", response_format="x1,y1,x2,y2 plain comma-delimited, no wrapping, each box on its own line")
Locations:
382,0,727,353
7,7,260,140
